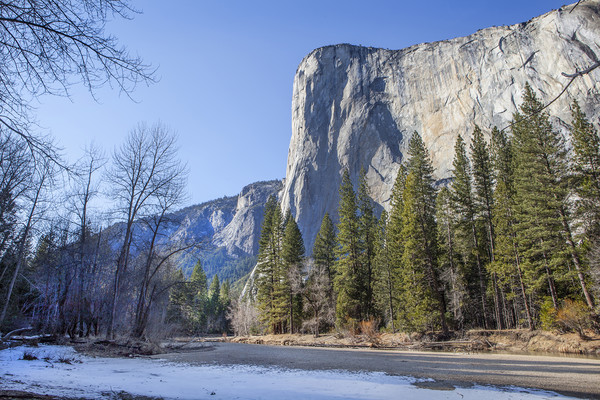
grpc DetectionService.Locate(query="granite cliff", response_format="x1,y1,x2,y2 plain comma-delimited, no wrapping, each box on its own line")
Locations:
280,1,600,253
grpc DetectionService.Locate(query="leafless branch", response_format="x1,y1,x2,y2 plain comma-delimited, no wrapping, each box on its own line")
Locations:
501,61,600,132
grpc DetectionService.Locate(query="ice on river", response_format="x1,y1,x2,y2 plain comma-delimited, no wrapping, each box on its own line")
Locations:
0,345,574,399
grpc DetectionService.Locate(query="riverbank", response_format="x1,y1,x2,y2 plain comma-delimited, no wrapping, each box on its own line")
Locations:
224,329,600,356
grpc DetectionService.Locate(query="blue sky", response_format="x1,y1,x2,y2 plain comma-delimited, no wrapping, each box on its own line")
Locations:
34,0,568,206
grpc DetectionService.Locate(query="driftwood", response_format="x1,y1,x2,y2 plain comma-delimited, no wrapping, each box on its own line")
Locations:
1,327,32,342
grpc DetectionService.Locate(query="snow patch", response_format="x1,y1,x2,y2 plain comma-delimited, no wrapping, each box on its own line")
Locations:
1,345,574,400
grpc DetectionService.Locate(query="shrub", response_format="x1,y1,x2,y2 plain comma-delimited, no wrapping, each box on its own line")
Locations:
539,297,558,331
556,299,593,339
359,318,381,344
21,351,37,361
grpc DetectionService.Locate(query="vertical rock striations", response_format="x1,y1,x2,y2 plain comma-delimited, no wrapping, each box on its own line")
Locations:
281,1,600,252
213,180,284,256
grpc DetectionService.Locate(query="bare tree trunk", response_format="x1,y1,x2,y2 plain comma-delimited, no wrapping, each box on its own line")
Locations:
558,206,595,308
0,173,45,325
513,244,534,330
471,223,489,329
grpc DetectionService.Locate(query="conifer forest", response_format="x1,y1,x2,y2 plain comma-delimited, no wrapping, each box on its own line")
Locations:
244,86,600,337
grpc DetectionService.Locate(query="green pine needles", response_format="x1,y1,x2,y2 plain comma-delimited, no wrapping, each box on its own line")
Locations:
250,86,598,336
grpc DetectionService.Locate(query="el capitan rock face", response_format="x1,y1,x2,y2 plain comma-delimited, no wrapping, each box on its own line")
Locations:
281,1,600,253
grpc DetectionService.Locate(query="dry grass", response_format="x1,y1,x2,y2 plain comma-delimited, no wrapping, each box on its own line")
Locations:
227,329,600,356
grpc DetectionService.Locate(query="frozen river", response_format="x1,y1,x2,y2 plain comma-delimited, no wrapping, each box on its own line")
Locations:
1,343,599,399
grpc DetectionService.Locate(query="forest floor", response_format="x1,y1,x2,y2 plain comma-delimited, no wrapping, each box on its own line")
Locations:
224,329,600,356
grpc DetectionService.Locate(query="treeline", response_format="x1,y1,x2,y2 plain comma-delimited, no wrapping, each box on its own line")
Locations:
239,86,599,336
0,123,229,339
168,261,231,334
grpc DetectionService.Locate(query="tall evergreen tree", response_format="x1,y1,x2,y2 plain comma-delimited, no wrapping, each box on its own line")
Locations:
208,275,220,313
373,210,397,331
334,169,362,325
471,126,496,259
436,187,466,328
398,133,448,333
571,101,600,239
220,280,231,305
188,261,208,333
470,125,504,328
255,196,286,333
569,101,599,306
190,260,208,295
357,167,377,319
490,127,534,329
386,165,407,283
206,274,222,331
282,214,305,333
312,213,336,282
513,85,593,310
449,134,489,328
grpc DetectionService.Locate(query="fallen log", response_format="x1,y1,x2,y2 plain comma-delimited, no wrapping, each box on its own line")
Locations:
1,327,32,342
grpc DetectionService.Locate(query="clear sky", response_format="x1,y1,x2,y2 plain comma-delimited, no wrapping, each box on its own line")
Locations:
33,0,568,206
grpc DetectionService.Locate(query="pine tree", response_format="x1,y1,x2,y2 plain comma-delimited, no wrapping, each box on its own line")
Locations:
167,269,189,327
334,169,362,326
220,280,231,305
398,133,448,333
209,275,220,305
386,165,407,278
491,126,534,329
312,213,336,282
571,101,600,239
436,186,466,328
357,167,377,319
255,195,286,333
511,84,591,311
188,260,208,333
281,214,305,333
569,101,598,307
373,210,397,331
220,279,232,332
205,274,221,332
471,126,495,258
449,134,489,328
470,125,505,328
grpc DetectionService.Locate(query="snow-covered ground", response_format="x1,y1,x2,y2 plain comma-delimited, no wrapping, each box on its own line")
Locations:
0,345,575,399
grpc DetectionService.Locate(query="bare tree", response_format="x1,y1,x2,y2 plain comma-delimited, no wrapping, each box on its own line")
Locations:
68,144,105,336
227,298,261,337
0,0,154,159
302,261,334,337
132,179,191,338
0,132,32,262
0,158,55,326
106,122,186,338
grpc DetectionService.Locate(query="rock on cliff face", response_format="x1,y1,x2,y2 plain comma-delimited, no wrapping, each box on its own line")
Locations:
213,180,284,256
281,1,600,253
127,179,282,280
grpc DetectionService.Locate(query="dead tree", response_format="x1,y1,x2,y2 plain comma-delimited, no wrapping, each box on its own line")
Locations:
0,160,53,326
106,123,187,338
69,145,105,336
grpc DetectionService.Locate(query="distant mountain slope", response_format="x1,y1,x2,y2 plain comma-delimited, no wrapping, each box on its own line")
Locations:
109,179,283,284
